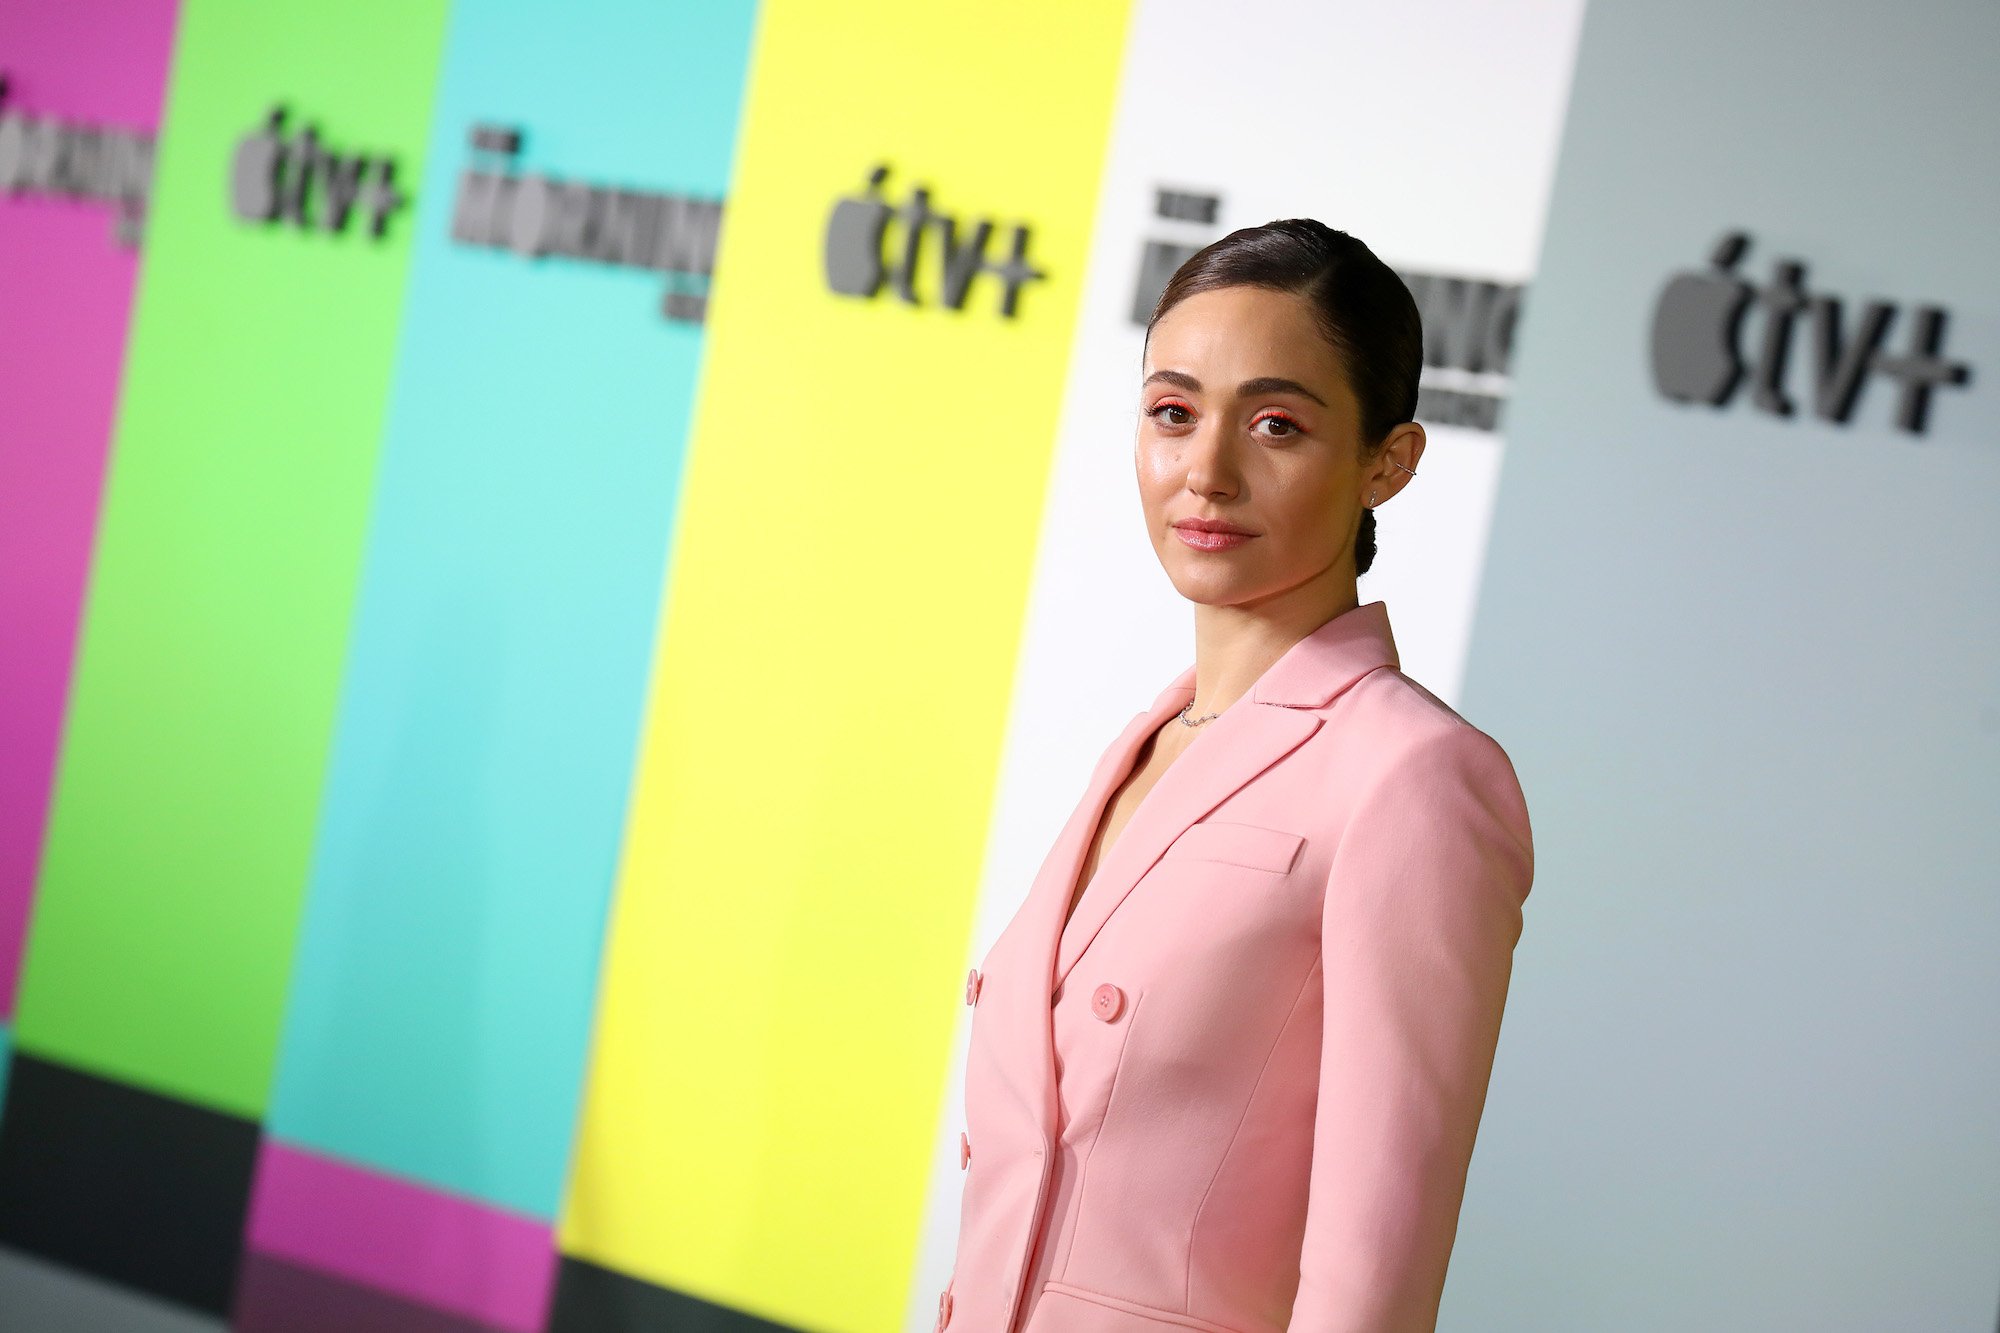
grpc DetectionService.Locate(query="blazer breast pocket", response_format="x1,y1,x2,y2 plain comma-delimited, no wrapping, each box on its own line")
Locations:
1159,819,1305,875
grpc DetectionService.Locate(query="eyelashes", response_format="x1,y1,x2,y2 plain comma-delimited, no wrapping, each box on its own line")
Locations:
1250,410,1303,438
1144,400,1305,439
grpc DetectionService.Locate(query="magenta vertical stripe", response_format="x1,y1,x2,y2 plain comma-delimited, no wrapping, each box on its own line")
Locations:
246,1140,557,1333
0,0,182,1019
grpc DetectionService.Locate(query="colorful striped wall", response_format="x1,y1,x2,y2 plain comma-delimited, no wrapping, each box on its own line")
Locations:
2,0,1995,1329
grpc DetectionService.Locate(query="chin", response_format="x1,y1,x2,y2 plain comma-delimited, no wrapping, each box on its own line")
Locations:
1161,566,1264,608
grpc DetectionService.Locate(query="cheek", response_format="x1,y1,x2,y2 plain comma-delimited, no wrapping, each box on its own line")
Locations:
1134,436,1179,494
1265,483,1349,555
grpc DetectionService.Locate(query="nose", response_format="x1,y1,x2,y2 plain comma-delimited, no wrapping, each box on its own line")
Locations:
1179,419,1240,500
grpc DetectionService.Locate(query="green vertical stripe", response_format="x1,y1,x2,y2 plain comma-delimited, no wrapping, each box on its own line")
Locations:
12,0,451,1117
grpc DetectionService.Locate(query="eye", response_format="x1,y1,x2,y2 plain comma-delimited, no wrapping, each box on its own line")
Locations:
1251,410,1303,439
1148,400,1194,427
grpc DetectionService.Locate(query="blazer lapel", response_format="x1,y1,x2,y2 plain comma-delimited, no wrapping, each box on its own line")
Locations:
1052,702,1322,989
1051,600,1401,993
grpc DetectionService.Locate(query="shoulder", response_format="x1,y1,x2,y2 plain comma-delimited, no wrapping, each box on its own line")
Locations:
1322,666,1536,882
1330,664,1519,780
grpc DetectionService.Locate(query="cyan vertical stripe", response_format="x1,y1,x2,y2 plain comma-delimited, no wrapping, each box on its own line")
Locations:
265,0,760,1219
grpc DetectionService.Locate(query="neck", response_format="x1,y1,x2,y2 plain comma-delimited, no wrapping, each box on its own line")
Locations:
1187,567,1359,718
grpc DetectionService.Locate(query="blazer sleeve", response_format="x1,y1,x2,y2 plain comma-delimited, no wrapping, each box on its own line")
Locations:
1288,722,1535,1332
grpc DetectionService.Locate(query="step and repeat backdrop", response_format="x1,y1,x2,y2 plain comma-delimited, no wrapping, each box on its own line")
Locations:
1,1,1994,1330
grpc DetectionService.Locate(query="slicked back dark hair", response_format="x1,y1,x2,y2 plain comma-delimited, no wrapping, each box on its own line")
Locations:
1144,218,1422,576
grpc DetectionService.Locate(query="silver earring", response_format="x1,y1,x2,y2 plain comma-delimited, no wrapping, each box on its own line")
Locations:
1369,490,1379,508
1391,459,1416,476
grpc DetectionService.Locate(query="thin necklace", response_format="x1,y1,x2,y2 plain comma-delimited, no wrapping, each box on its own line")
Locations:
1177,701,1221,727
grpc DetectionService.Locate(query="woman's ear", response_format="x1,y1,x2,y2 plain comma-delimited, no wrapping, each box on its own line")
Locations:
1372,421,1427,504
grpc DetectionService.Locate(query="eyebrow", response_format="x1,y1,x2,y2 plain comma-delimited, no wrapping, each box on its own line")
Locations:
1142,370,1328,408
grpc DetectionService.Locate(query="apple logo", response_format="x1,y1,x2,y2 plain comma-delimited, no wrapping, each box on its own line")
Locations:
1649,230,1753,406
230,105,287,222
824,164,891,298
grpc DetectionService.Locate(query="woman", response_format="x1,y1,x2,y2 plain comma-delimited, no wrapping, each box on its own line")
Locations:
939,219,1535,1333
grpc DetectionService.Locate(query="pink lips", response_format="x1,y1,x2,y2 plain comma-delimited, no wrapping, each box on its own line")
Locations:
1172,518,1256,552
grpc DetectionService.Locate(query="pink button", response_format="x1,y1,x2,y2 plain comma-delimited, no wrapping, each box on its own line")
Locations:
965,968,981,1005
1091,982,1124,1021
959,1131,971,1169
936,1289,953,1328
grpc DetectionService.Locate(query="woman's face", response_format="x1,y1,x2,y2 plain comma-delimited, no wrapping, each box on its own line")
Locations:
1137,283,1408,612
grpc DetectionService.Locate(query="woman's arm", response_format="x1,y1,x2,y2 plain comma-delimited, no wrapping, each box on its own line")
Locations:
1290,722,1535,1331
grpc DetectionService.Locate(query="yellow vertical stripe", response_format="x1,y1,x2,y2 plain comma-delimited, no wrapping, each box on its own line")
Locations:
556,1,1133,1327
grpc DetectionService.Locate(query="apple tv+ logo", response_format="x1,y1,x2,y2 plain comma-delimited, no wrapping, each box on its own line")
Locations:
229,104,405,238
449,124,722,324
823,164,1045,318
0,73,156,247
1649,230,1971,435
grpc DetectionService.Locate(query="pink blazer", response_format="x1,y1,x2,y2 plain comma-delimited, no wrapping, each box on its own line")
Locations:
941,600,1534,1333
